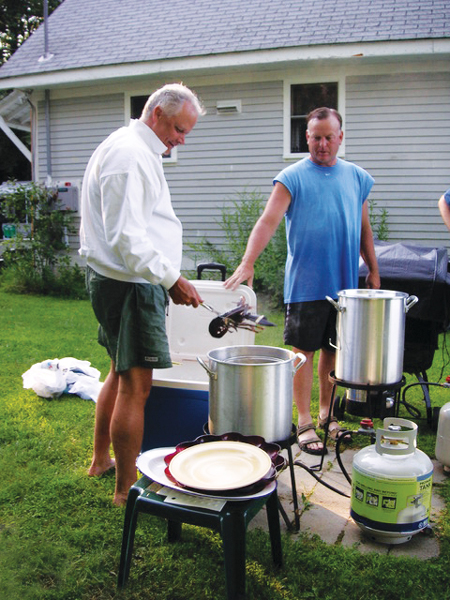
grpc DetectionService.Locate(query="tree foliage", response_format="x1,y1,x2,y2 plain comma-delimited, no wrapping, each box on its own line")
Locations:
0,0,62,64
0,1,63,182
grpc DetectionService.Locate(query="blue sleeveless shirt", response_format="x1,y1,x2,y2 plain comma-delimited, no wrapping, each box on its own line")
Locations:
274,157,374,303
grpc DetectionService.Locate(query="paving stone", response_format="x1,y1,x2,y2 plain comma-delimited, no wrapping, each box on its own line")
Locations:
293,502,348,544
341,522,390,554
433,460,450,484
250,441,444,560
388,530,440,559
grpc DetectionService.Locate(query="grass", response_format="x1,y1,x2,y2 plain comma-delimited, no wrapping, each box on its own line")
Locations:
0,289,450,599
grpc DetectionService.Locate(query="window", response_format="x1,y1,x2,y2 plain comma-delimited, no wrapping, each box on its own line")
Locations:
130,95,177,163
289,82,339,154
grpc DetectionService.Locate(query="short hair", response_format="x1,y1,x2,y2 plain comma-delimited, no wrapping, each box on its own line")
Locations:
140,83,206,120
306,107,342,129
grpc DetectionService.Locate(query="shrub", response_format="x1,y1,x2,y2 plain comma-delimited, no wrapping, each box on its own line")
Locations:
368,199,390,241
0,181,87,298
187,189,287,306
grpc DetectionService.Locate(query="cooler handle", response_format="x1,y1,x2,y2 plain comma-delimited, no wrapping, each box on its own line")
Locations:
197,262,227,281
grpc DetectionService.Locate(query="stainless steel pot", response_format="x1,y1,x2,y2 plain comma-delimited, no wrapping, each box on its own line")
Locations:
327,290,418,385
198,345,306,442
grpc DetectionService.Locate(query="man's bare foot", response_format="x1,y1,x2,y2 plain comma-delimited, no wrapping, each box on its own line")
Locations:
113,491,128,507
88,458,116,477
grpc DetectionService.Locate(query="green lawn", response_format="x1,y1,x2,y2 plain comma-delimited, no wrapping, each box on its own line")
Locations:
1,290,449,600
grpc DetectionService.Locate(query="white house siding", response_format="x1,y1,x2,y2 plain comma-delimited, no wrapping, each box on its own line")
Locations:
34,83,287,266
345,72,450,251
32,73,450,266
163,80,286,268
36,93,125,180
36,93,125,253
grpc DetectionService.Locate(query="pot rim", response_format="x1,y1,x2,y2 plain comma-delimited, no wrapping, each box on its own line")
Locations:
337,289,410,300
206,344,296,366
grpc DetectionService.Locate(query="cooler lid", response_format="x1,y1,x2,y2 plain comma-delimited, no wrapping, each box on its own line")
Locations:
153,281,257,387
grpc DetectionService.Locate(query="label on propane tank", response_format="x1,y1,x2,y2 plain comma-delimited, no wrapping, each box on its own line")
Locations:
351,465,433,533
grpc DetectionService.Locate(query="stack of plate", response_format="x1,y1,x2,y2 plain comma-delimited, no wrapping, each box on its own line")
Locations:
136,432,285,501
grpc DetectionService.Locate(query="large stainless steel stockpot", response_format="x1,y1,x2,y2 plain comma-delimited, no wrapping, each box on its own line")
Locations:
326,290,418,385
198,345,306,442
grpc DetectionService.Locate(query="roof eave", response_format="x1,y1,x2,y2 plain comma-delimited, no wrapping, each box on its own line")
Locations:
0,38,449,91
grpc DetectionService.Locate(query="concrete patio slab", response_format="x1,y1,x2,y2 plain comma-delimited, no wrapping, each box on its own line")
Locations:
250,443,446,560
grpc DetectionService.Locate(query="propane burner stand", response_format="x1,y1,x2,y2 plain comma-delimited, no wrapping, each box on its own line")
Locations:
310,372,405,472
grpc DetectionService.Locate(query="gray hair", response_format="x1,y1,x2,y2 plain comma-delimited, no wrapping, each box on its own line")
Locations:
140,83,205,120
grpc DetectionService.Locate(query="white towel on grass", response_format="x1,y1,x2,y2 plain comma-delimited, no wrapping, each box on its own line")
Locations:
22,357,102,401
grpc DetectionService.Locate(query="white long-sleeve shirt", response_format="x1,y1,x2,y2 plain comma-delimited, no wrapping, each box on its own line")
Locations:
79,119,182,289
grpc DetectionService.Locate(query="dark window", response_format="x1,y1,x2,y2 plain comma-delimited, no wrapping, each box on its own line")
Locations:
131,96,146,119
290,83,338,153
130,95,172,159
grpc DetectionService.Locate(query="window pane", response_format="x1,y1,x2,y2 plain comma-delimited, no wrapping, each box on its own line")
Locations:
290,83,338,153
130,95,172,159
131,96,147,119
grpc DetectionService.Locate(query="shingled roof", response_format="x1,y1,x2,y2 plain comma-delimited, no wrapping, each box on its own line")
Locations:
0,0,449,81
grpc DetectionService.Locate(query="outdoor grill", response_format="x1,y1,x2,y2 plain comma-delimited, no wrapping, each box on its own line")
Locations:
358,240,450,426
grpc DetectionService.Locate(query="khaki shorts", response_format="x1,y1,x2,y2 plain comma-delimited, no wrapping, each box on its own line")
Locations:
284,299,337,352
86,266,172,372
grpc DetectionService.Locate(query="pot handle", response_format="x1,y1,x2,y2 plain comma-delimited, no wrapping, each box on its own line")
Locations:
197,357,217,380
326,296,345,313
405,295,419,313
293,353,307,375
328,339,340,351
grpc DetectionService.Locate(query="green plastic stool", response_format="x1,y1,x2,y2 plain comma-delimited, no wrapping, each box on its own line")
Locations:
118,475,282,600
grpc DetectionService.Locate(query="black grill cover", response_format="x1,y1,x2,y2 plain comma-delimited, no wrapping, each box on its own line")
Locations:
358,240,450,328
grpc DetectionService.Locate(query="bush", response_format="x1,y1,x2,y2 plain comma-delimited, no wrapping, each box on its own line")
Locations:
0,181,87,298
368,199,390,241
187,189,287,306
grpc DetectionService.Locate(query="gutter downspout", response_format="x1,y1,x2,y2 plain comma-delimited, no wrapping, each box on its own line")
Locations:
26,94,37,181
44,88,52,184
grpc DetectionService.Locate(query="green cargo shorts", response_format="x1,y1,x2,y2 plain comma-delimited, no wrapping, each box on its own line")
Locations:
86,266,172,372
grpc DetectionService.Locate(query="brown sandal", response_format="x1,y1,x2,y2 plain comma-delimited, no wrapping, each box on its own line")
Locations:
317,416,351,443
297,423,328,456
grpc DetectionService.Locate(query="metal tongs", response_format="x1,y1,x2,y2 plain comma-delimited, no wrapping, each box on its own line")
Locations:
201,297,275,338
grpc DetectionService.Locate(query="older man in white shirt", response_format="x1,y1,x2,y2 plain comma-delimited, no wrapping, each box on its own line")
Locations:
79,83,205,506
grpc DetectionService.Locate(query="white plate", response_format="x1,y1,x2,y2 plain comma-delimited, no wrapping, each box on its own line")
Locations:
167,441,273,491
136,447,275,501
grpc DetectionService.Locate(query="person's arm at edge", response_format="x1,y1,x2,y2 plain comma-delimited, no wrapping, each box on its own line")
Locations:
438,194,450,232
360,200,381,290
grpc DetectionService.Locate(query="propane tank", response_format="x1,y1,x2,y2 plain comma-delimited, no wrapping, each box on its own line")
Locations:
351,417,433,544
435,402,450,473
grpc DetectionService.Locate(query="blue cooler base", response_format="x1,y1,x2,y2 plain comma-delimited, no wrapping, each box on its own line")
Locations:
142,385,209,451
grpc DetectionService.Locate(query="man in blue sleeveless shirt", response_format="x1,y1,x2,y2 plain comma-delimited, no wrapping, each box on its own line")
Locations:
225,108,380,455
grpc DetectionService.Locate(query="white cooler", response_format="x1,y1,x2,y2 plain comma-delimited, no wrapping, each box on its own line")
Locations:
142,280,256,450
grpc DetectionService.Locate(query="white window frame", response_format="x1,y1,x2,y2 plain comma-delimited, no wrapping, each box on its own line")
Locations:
283,76,346,160
125,92,178,165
